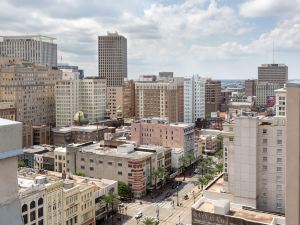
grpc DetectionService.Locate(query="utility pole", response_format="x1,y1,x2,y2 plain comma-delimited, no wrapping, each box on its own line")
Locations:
177,186,179,206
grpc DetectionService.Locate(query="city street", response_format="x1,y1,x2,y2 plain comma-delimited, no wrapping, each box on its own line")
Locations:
115,174,203,225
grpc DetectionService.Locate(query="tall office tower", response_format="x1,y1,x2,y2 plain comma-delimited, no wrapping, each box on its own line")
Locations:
98,32,127,87
223,112,286,213
256,82,280,106
135,81,178,122
184,75,206,123
245,79,257,97
0,119,23,224
174,77,185,122
205,79,221,116
55,77,106,127
122,79,135,118
0,57,62,126
0,35,57,68
258,64,288,88
286,83,300,225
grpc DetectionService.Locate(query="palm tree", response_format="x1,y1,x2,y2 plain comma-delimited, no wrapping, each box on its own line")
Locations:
103,192,119,225
196,176,207,190
204,173,214,184
157,167,165,188
179,156,189,180
152,167,164,191
141,217,156,225
197,161,207,176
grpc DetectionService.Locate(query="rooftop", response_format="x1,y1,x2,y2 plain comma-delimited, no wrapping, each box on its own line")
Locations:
54,147,66,153
75,142,154,160
52,125,108,133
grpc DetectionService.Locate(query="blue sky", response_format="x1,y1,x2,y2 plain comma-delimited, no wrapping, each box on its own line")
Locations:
0,0,300,79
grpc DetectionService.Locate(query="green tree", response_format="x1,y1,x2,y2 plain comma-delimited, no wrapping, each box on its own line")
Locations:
141,217,156,225
118,181,132,199
196,176,207,190
18,160,27,168
216,162,224,174
179,156,189,180
73,172,85,176
152,167,164,191
103,192,119,225
204,173,214,184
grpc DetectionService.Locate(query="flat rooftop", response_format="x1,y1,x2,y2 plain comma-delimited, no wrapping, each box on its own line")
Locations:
78,143,154,160
206,176,224,193
52,125,108,133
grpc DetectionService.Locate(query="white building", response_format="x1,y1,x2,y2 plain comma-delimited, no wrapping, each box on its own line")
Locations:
223,114,286,213
0,119,23,225
184,75,206,123
275,87,286,117
0,35,57,68
55,77,106,127
54,147,67,174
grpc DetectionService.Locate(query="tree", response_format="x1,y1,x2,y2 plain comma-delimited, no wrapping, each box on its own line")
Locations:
152,167,164,191
204,173,214,184
73,172,85,177
216,162,224,174
103,192,119,225
141,217,156,225
179,156,189,180
196,176,207,190
18,160,27,168
118,181,132,199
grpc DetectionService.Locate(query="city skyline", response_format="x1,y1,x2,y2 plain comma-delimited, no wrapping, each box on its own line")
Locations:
0,0,300,79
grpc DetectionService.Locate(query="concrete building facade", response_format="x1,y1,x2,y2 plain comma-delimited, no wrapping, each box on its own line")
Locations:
258,64,288,88
184,75,206,123
122,79,135,118
286,83,300,225
131,118,195,156
0,119,23,225
245,79,257,97
55,78,106,127
256,82,280,106
98,32,127,87
0,58,62,126
106,86,123,119
0,35,57,68
0,102,16,121
205,79,221,116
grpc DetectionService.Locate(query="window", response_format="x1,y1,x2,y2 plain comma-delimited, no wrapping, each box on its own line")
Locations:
38,207,43,217
263,139,267,144
38,220,43,225
90,167,94,171
22,204,28,212
23,214,28,224
263,157,267,162
277,158,282,163
99,160,103,164
30,201,35,209
90,159,94,163
81,165,85,170
263,129,267,134
118,163,122,167
277,130,282,136
229,137,234,142
263,148,267,153
263,165,268,171
277,167,282,172
108,162,113,165
128,173,132,176
38,198,43,206
118,171,122,175
30,211,36,221
277,140,282,145
81,158,85,161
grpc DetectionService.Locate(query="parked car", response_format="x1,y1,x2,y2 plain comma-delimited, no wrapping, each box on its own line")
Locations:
165,191,172,198
135,211,143,219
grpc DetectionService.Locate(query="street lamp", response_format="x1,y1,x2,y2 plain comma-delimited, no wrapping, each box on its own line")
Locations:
177,186,179,206
156,205,159,220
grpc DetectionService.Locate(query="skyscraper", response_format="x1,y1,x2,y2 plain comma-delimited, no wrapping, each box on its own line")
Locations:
245,79,257,97
258,64,288,88
0,35,57,68
205,79,221,115
98,32,127,87
286,83,300,225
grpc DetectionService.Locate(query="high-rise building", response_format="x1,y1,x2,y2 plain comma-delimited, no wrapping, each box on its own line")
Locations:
106,87,123,119
0,57,62,126
256,82,280,106
286,83,300,225
57,63,84,79
0,35,57,68
98,32,127,87
135,81,178,122
122,79,135,118
0,119,23,224
184,75,206,123
55,77,106,127
245,79,257,97
258,64,288,88
223,113,286,213
205,79,221,116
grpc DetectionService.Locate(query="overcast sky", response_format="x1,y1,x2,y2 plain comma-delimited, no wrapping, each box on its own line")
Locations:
1,0,300,79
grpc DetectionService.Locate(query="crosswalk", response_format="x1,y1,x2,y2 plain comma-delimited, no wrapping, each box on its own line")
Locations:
126,200,174,212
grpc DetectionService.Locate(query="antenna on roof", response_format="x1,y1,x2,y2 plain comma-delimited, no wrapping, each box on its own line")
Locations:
272,40,275,64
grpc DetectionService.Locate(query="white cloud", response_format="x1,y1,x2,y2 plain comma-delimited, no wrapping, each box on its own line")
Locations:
240,0,300,17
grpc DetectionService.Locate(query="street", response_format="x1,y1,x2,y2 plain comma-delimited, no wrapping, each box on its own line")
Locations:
114,173,202,225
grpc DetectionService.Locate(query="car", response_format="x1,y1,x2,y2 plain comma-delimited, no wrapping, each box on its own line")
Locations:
165,191,172,197
193,169,200,174
171,183,177,189
135,211,143,219
118,202,124,207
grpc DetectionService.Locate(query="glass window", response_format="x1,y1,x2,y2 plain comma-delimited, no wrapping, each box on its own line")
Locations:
22,204,28,212
30,201,35,209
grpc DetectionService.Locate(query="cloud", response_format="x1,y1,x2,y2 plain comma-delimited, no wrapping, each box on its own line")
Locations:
240,0,300,17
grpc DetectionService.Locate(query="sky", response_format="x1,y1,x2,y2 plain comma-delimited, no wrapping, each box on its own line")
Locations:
0,0,300,79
